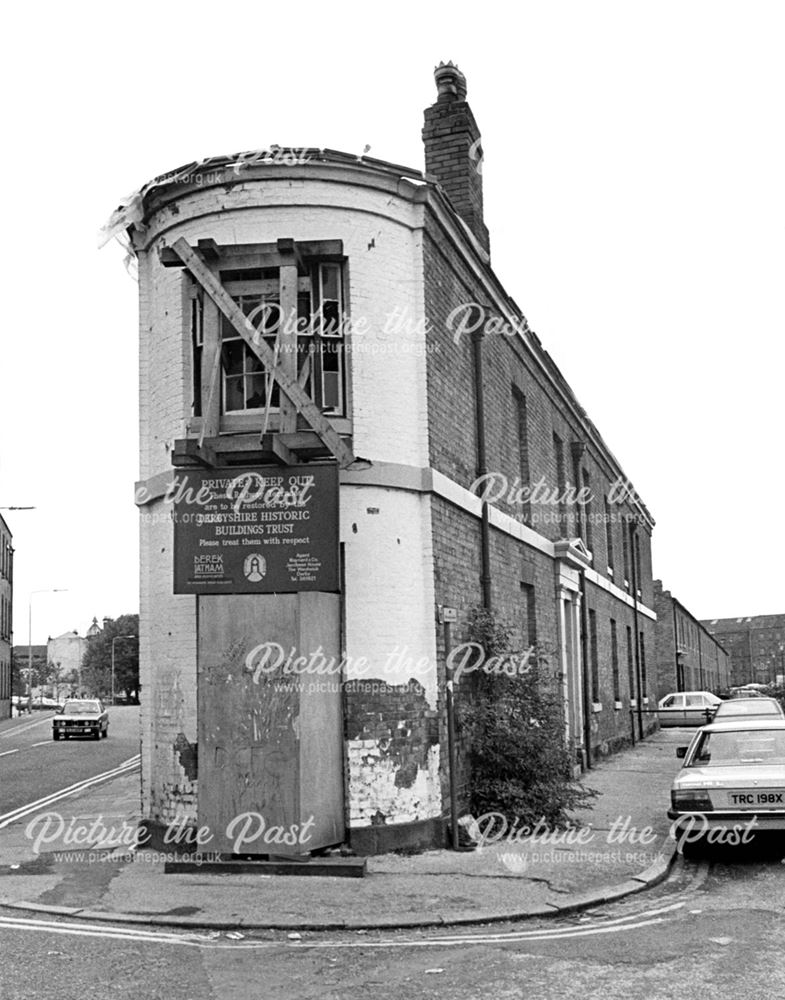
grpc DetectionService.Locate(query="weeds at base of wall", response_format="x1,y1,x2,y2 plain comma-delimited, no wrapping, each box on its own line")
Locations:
458,607,597,829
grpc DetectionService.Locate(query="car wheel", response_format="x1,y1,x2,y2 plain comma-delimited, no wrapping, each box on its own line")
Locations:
93,729,101,741
53,732,60,741
101,728,108,739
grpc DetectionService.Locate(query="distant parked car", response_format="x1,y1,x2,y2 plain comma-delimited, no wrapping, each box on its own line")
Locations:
658,691,721,727
713,697,784,722
11,695,29,716
33,697,61,709
730,685,765,699
52,699,109,741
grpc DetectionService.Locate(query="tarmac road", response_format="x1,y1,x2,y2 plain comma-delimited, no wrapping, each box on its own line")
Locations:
0,854,783,1000
0,706,141,817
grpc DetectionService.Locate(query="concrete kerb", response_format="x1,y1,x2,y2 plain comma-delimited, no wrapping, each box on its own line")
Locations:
0,845,678,932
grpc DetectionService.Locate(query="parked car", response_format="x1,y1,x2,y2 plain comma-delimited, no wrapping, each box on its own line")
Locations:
713,697,784,722
657,691,721,727
730,686,764,699
52,699,109,741
668,719,785,849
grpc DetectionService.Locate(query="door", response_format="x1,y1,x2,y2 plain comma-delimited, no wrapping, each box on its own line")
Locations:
659,693,685,726
197,592,343,855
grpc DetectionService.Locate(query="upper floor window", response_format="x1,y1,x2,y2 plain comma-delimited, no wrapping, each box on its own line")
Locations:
512,387,531,524
604,496,615,574
190,258,346,421
553,433,566,534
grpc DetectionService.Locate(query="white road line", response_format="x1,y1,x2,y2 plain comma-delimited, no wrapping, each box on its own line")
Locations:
32,740,54,748
0,901,686,952
0,716,54,739
0,914,212,948
0,749,20,759
0,757,140,830
0,911,679,951
300,916,673,949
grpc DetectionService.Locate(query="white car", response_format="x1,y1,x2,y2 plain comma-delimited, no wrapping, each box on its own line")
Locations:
658,690,721,727
668,719,785,849
712,697,784,722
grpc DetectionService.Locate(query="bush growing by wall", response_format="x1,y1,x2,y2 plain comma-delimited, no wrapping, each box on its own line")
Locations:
459,607,595,828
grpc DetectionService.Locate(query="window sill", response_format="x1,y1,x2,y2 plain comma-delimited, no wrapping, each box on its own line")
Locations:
614,700,623,710
592,702,602,714
630,699,637,708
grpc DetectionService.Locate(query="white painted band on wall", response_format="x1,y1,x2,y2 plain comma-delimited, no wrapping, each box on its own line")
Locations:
135,459,657,621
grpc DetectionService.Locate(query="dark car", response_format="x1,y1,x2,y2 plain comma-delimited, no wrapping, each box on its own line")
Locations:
52,699,109,740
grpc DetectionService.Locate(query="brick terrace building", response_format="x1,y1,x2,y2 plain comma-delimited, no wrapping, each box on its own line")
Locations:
702,614,785,687
0,514,12,719
115,63,658,854
653,580,732,698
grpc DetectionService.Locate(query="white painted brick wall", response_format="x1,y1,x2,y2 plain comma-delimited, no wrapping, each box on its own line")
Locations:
138,168,437,827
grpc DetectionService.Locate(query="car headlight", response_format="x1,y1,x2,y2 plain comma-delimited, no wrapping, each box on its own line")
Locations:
671,789,713,811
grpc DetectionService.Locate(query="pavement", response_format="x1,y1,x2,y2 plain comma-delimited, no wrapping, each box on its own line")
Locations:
0,725,688,931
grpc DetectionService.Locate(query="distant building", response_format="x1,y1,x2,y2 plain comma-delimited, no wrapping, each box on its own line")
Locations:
701,614,785,686
0,514,12,719
11,645,47,708
86,617,103,639
653,581,732,697
47,630,89,697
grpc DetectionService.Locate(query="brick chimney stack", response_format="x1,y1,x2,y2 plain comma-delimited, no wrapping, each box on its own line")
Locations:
422,61,490,256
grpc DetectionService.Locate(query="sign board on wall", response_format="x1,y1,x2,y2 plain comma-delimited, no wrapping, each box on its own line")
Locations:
173,464,339,594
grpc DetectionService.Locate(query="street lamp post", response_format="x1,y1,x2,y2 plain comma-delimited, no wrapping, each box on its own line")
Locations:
111,635,137,705
27,588,67,714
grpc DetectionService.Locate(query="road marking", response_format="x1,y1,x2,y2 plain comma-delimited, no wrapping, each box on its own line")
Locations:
304,916,673,949
0,716,54,740
0,749,20,759
294,902,687,949
0,914,215,948
32,740,54,748
0,756,141,830
0,901,686,951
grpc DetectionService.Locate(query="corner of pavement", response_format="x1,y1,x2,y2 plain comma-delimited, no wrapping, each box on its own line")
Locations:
0,727,687,931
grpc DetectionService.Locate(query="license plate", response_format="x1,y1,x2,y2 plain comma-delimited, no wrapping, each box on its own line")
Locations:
727,790,785,808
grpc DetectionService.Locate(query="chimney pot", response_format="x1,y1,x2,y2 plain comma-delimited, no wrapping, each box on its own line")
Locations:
434,61,467,102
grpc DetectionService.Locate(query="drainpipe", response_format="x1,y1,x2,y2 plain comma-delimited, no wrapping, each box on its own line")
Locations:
629,518,643,739
472,328,492,610
578,567,591,769
672,601,681,690
570,441,591,769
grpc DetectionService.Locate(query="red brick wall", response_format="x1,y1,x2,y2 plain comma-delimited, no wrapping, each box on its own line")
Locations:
422,207,658,784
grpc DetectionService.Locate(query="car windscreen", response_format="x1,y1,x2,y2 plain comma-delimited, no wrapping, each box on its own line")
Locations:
688,730,785,766
63,702,100,715
715,701,781,717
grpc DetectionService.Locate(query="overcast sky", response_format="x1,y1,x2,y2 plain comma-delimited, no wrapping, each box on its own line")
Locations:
1,1,782,642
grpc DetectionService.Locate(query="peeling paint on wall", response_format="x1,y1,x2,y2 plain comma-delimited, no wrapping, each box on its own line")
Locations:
348,742,441,826
345,677,442,825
